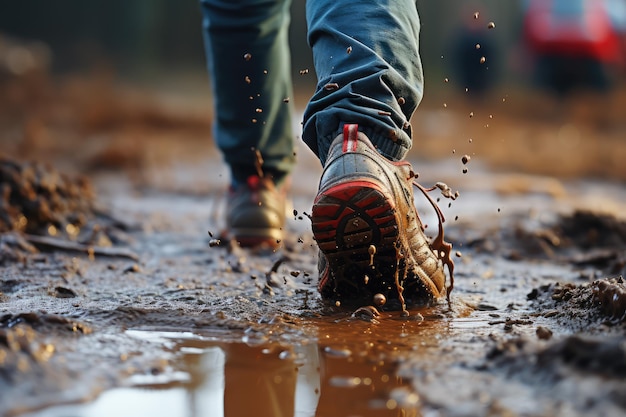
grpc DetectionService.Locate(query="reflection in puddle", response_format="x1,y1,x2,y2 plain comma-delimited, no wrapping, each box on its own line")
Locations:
25,311,453,417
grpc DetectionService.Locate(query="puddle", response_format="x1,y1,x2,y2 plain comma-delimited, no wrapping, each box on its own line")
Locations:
22,310,456,417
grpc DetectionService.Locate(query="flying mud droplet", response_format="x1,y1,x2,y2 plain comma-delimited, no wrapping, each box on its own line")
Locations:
283,97,290,103
244,76,251,84
243,53,252,61
346,46,352,54
455,251,462,258
462,154,471,164
434,182,459,200
469,138,473,143
475,43,481,49
253,148,264,178
397,97,406,105
480,56,486,64
335,300,341,307
324,83,339,91
209,239,221,247
469,111,474,118
263,69,268,74
463,168,468,174
299,68,309,75
443,103,447,108
444,77,449,83
373,293,386,306
488,21,496,29
368,244,376,265
364,275,369,285
255,108,263,113
473,11,479,19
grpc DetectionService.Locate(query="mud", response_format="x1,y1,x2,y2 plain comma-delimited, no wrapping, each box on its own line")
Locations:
1,71,626,416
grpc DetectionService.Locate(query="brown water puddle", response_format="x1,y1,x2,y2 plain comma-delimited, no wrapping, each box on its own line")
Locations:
23,309,460,417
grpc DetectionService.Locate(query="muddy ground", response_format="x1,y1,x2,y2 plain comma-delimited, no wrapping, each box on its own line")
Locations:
1,68,626,417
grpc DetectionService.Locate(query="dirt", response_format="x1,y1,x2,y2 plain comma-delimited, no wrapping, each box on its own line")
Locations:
1,67,626,417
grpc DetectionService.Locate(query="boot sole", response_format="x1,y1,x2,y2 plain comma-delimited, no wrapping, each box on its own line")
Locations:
312,179,404,303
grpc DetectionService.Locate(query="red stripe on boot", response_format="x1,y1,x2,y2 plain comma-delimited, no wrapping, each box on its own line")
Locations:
342,124,358,153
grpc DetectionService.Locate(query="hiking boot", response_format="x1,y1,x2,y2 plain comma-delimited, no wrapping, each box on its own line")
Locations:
311,124,453,308
226,175,286,247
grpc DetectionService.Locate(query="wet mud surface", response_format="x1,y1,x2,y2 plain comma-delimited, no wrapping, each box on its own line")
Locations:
1,158,625,417
1,73,626,416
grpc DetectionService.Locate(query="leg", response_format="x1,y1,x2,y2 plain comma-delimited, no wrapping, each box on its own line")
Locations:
200,0,295,185
200,0,294,247
306,1,453,308
303,0,424,165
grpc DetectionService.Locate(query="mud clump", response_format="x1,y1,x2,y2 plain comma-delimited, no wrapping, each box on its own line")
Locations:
472,210,626,276
0,313,92,335
593,278,626,321
0,155,94,236
557,210,626,249
528,278,626,330
0,313,89,385
0,325,56,375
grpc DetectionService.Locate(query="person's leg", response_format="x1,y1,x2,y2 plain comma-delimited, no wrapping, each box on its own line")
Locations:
303,0,424,165
200,0,295,247
305,1,453,308
200,0,295,185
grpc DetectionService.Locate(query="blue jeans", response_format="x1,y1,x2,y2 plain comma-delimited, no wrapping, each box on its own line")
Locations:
200,0,423,184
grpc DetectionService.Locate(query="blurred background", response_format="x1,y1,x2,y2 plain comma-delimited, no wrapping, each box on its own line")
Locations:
0,0,625,187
